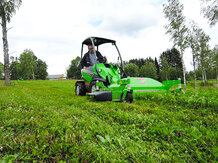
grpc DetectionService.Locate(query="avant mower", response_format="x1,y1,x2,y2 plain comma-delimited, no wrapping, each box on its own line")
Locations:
75,37,181,102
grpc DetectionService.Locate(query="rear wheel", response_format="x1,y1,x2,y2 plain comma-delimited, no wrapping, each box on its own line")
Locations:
75,82,86,96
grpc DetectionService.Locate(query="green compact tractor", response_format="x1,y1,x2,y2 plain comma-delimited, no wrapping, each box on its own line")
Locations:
75,37,181,102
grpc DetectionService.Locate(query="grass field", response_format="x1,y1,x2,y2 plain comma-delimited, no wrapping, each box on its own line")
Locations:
0,80,217,162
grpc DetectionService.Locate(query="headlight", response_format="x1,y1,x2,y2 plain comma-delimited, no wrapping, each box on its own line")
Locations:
98,69,101,72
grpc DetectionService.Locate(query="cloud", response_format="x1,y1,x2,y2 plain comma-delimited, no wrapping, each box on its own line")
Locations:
98,10,159,35
87,0,161,35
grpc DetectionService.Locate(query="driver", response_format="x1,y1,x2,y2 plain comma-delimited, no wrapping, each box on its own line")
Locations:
81,44,106,69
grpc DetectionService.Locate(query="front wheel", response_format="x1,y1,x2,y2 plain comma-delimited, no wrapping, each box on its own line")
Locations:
120,92,133,103
90,81,97,93
75,82,86,96
125,92,133,103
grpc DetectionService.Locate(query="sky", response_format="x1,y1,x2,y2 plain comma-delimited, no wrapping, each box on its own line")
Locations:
0,0,217,75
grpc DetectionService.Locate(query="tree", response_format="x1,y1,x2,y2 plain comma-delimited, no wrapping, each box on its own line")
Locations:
163,0,188,89
159,48,183,80
160,57,170,81
160,48,183,69
154,57,160,81
145,57,155,64
129,57,155,69
67,56,81,79
35,59,48,80
186,20,214,88
204,45,218,81
212,45,218,81
168,66,177,80
10,50,48,80
139,62,157,79
123,61,129,67
196,29,211,86
201,0,218,27
129,58,145,68
124,63,139,77
10,60,20,80
187,20,215,86
19,49,37,80
187,21,200,89
0,62,4,79
0,0,22,85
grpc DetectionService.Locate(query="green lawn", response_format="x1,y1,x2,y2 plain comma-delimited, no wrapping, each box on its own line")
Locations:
0,80,217,162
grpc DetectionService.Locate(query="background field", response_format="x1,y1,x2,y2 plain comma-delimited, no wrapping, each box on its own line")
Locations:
0,80,217,162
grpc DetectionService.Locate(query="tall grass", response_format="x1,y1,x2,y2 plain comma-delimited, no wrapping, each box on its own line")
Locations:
0,80,217,162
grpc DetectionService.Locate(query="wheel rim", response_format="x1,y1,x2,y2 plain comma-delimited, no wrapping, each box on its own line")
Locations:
91,85,96,93
76,85,80,95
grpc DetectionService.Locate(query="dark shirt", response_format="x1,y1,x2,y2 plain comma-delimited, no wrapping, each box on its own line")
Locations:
81,51,103,68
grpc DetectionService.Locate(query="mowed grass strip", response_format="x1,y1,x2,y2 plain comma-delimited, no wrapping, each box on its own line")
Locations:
0,80,217,162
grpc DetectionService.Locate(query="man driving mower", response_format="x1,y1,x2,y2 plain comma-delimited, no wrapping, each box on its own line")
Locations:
75,37,182,102
81,44,106,69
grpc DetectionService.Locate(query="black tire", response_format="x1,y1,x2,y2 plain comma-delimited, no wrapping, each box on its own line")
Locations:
171,89,176,93
171,88,182,94
120,92,133,103
120,92,124,102
125,92,133,103
90,81,97,93
75,82,86,96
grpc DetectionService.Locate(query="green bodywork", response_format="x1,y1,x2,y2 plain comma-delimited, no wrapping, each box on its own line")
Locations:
82,63,181,102
81,63,121,84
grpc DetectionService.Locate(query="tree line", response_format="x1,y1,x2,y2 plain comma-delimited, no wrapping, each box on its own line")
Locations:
0,49,48,80
0,0,217,86
67,44,217,87
163,0,217,89
124,48,183,81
